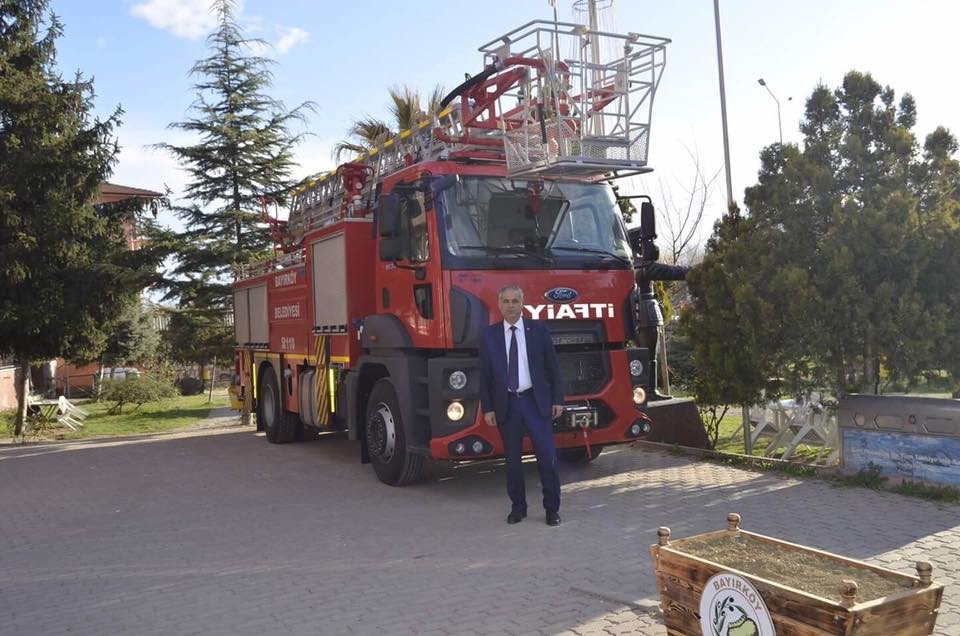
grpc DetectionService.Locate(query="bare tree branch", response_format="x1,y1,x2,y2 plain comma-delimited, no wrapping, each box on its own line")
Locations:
656,146,721,265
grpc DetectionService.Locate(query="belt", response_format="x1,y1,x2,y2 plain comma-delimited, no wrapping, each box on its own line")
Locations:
509,388,534,397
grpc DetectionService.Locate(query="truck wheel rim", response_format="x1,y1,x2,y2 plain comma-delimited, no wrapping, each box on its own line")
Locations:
262,384,276,428
367,403,396,462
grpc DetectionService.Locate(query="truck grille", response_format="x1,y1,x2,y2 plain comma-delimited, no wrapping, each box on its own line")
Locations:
558,350,609,396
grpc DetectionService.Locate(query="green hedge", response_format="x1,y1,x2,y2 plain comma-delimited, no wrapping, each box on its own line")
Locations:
101,376,177,414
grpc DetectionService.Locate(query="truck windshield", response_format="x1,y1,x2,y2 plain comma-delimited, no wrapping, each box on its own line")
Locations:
439,177,632,269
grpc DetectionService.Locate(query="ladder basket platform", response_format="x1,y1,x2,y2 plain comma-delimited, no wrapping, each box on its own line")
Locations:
482,19,669,178
503,119,654,178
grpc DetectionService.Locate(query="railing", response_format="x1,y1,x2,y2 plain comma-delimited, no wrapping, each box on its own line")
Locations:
286,107,464,246
236,247,306,281
479,20,669,177
743,394,840,464
62,374,96,399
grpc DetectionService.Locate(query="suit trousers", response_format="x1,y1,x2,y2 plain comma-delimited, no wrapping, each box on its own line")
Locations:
499,393,561,514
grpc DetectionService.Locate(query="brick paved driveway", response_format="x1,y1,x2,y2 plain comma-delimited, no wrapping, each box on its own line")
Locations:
1,416,957,635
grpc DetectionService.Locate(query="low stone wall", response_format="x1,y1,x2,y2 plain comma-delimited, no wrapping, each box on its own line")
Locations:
0,365,18,411
840,394,960,487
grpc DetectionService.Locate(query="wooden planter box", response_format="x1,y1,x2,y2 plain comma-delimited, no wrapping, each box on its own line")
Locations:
650,513,943,635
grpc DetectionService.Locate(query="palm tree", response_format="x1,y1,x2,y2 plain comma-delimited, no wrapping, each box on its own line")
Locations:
392,84,446,128
426,84,446,116
388,85,423,132
332,116,392,163
332,84,445,163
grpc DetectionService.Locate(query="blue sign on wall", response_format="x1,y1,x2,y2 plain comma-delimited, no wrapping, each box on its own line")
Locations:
843,428,960,487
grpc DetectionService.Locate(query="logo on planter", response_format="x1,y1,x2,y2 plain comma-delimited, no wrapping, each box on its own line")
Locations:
544,287,578,303
700,572,775,636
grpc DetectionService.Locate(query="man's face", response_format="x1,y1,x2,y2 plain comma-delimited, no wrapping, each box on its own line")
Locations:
498,289,524,324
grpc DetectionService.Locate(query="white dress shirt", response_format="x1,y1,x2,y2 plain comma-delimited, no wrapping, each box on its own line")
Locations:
503,317,533,393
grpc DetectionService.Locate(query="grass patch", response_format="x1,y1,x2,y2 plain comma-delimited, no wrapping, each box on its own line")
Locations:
3,389,230,441
830,463,960,503
713,452,818,478
712,413,747,453
890,481,960,503
833,462,887,490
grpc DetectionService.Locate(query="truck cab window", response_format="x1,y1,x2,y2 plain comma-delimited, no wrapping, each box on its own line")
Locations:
407,193,430,263
439,177,631,268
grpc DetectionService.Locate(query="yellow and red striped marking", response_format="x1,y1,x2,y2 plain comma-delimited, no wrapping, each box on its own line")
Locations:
314,335,330,426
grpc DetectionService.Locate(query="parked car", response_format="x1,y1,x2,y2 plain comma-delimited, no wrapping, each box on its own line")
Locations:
101,367,141,381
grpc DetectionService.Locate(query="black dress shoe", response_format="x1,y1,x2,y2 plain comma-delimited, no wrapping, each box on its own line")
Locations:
507,510,527,524
545,511,561,526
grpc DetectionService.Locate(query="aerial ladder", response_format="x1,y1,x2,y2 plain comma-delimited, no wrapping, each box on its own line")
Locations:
272,18,671,249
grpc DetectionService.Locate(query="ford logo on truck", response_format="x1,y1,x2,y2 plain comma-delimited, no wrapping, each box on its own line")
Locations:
544,287,578,303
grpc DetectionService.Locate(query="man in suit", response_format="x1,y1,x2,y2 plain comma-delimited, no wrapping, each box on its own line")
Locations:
479,284,565,526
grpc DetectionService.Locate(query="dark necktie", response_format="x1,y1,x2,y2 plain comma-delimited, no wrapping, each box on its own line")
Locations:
508,325,519,392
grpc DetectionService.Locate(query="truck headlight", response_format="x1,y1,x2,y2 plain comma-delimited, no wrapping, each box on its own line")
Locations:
633,386,647,405
448,370,467,390
447,401,465,421
629,359,644,377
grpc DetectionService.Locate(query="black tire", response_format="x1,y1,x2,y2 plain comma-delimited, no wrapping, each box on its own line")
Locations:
258,367,297,443
557,444,605,463
364,378,425,486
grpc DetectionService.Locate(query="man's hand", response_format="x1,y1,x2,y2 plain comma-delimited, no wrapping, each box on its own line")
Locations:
484,411,497,427
552,404,565,420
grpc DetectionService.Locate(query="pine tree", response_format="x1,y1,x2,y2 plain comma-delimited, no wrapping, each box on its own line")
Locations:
0,1,162,434
101,298,160,371
157,0,312,359
161,308,232,368
682,71,960,404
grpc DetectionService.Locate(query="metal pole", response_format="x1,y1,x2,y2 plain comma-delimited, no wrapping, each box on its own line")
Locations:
207,355,216,404
743,405,752,455
776,97,782,146
549,4,563,155
588,0,604,136
758,79,782,145
241,352,253,427
713,0,734,210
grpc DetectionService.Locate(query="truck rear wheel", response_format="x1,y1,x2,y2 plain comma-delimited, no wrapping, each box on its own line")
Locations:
259,367,296,444
364,379,425,486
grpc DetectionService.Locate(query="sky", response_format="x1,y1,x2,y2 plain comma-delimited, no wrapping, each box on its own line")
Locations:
48,0,960,243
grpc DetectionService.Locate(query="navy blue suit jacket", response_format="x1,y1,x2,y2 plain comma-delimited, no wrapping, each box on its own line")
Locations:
478,319,565,422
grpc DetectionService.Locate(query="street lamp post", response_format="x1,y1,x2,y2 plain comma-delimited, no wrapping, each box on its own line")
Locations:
714,0,734,210
757,78,783,146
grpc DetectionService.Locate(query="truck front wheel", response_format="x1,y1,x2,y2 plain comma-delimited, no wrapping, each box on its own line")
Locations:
364,379,425,486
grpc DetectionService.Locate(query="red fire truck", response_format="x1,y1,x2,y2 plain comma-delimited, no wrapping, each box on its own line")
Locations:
231,18,690,485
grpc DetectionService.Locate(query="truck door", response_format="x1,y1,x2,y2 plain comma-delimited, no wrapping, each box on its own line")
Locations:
376,189,444,347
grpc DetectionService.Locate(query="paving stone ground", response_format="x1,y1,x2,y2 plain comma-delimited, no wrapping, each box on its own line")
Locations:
1,409,957,635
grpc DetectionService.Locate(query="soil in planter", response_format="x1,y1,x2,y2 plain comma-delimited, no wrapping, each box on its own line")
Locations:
678,533,915,603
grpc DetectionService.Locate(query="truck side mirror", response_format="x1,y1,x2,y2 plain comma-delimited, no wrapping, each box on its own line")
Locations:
379,237,404,261
627,226,643,254
378,193,401,238
640,201,656,240
402,196,422,219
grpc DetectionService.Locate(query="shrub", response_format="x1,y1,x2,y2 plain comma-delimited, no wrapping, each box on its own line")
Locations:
177,376,204,396
101,376,177,414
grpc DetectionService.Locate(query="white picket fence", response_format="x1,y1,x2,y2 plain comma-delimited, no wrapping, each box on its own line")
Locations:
742,394,840,465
